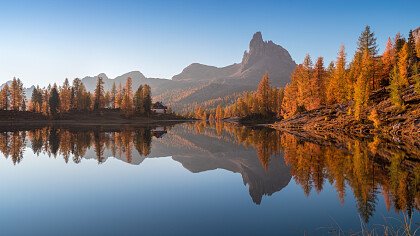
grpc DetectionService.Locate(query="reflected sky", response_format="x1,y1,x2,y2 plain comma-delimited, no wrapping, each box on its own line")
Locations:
0,123,418,235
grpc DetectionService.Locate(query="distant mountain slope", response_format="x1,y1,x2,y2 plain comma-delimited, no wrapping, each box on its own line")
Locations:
1,32,296,112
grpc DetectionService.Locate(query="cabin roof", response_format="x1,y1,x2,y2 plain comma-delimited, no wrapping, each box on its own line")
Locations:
152,102,167,109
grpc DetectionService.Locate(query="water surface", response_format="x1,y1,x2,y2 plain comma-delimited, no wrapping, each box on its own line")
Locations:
0,122,418,235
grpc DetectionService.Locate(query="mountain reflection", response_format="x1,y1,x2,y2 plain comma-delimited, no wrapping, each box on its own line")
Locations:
0,122,418,222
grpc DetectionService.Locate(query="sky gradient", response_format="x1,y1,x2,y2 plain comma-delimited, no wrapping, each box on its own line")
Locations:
0,0,419,87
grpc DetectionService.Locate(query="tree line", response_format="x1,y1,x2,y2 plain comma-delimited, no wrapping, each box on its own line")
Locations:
204,26,420,121
282,26,419,120
0,77,153,117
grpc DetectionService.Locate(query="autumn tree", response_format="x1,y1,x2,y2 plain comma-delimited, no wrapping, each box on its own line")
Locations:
256,73,271,115
312,57,326,107
0,84,9,110
121,78,133,115
142,84,152,114
111,82,117,109
398,43,409,86
30,86,43,112
215,104,224,120
381,38,396,84
353,49,372,120
389,66,404,108
59,78,72,112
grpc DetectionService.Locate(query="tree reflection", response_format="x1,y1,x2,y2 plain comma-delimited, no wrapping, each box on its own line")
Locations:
0,123,417,222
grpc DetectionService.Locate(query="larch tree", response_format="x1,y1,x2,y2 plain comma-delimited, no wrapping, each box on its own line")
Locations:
111,82,117,109
0,84,9,110
397,43,409,86
215,105,224,120
353,49,372,120
121,78,133,115
382,38,396,83
313,57,326,107
59,78,72,112
256,73,271,115
389,66,404,108
334,45,348,103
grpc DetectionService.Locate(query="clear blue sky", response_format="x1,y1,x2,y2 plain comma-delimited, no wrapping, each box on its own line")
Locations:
0,0,419,86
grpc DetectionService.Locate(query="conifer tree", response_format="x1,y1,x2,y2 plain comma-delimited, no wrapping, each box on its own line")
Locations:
407,30,418,75
256,73,271,115
0,84,9,110
215,105,224,120
121,78,133,115
398,43,409,86
59,78,71,112
353,49,372,120
134,85,145,114
357,25,378,56
111,82,117,109
142,84,152,114
313,57,325,106
382,38,396,84
334,45,347,103
93,77,105,110
49,85,60,116
389,66,404,108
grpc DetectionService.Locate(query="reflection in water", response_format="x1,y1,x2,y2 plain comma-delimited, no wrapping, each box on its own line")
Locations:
0,122,418,223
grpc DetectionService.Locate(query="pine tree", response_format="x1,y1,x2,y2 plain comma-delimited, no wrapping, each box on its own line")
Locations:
357,25,378,56
142,84,152,114
407,30,418,76
93,77,105,110
134,85,145,114
393,32,406,54
49,85,60,116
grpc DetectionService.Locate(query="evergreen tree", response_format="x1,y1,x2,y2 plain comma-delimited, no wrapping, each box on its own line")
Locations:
142,84,152,114
93,77,105,110
49,85,60,116
357,25,378,56
134,85,145,114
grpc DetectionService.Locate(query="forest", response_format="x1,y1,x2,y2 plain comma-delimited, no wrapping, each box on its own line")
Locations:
200,26,420,124
0,76,153,118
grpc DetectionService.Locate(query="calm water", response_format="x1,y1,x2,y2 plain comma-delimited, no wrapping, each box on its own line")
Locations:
0,122,418,235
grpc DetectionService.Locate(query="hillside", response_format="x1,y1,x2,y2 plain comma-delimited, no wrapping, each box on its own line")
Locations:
273,85,420,158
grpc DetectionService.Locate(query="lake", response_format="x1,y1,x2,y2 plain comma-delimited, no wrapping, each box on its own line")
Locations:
0,122,418,235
